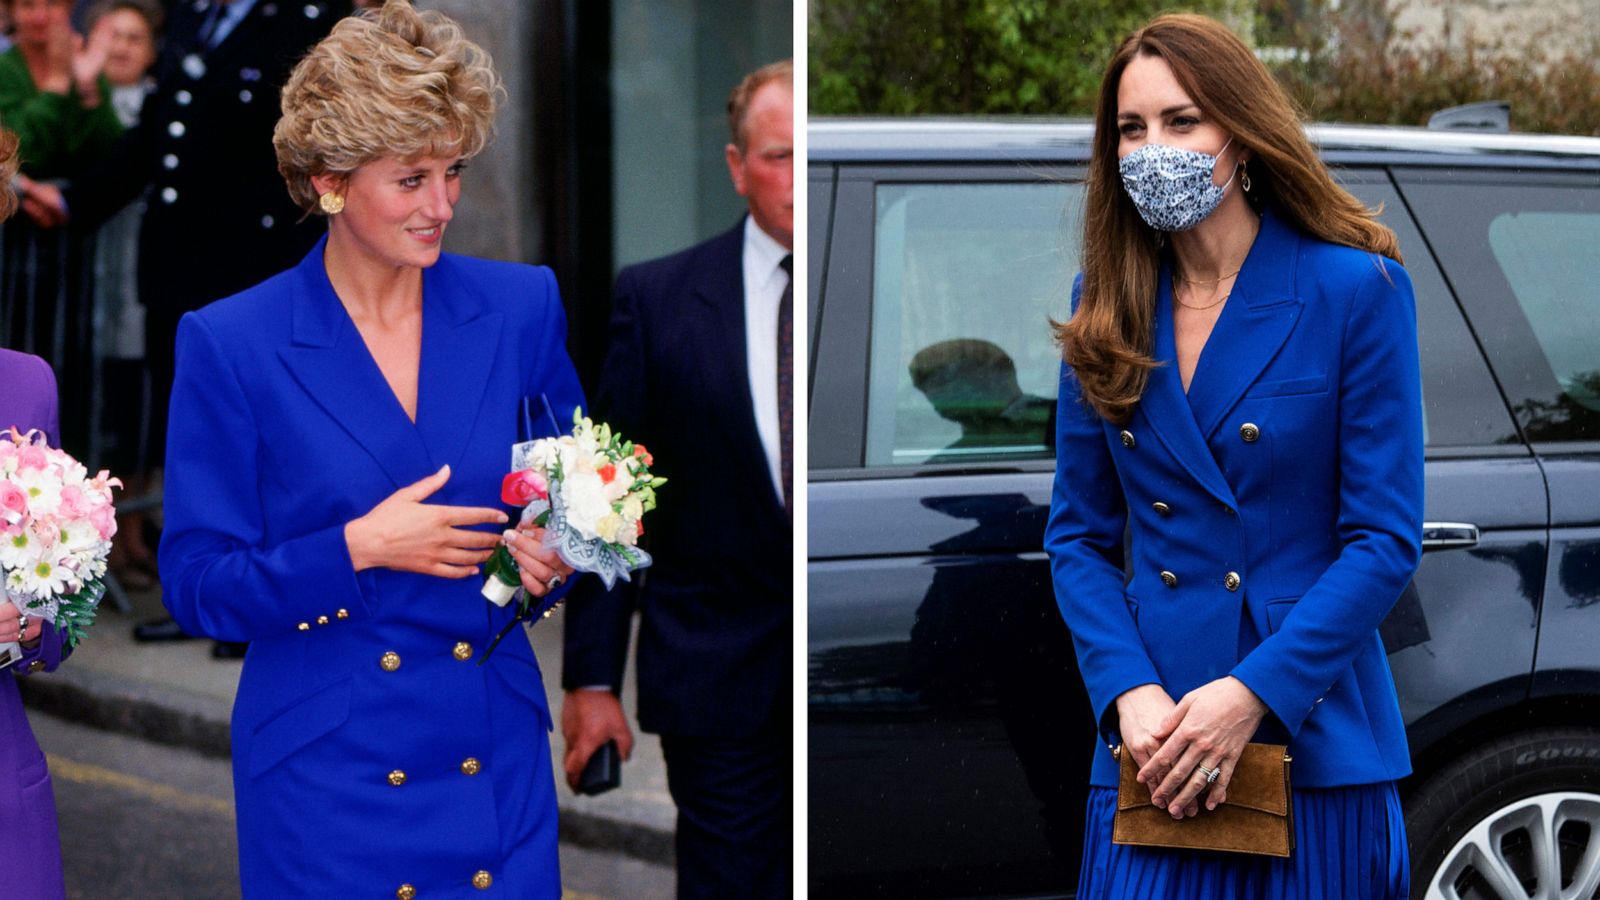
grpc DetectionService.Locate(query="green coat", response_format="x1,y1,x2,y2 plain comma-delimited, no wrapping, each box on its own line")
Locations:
0,46,123,180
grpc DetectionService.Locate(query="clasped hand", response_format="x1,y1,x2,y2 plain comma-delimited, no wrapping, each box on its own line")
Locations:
0,602,43,646
344,465,574,593
1115,677,1267,819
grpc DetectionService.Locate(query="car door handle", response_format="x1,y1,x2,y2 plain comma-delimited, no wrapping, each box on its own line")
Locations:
1422,522,1480,551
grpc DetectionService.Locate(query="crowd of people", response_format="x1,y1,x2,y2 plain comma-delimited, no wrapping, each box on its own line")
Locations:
0,0,352,652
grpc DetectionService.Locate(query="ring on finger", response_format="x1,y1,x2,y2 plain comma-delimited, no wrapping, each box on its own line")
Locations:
547,574,564,591
1196,764,1221,785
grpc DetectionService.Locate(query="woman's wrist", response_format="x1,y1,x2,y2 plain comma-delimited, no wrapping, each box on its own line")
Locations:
344,517,374,572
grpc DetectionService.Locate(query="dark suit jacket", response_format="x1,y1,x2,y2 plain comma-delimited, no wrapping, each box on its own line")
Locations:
1047,208,1423,789
65,0,347,317
563,220,792,739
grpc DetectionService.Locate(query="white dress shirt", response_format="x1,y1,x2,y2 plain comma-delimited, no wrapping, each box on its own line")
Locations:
742,216,789,507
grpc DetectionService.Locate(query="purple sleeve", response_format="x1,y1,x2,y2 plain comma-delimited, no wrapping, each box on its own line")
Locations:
14,621,67,675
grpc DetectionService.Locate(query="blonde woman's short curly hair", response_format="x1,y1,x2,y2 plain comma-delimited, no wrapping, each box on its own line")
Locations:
273,0,502,214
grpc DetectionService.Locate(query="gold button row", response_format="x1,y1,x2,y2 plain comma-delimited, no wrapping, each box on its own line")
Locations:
1158,570,1244,591
379,643,474,671
296,609,350,631
385,758,483,787
1118,423,1261,452
395,872,493,895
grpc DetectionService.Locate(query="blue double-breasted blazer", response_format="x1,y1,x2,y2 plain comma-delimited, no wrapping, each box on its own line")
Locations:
1046,209,1423,789
159,239,582,897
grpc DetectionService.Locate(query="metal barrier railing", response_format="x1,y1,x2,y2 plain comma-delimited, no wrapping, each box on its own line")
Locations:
2,207,150,616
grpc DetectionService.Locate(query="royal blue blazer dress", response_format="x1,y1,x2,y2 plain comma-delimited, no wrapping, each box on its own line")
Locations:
1047,209,1423,897
160,238,582,898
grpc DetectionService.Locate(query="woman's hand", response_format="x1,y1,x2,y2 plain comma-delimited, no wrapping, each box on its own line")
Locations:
71,27,109,107
344,465,508,577
1115,683,1177,775
1138,675,1267,818
503,524,576,598
15,176,69,229
0,603,44,647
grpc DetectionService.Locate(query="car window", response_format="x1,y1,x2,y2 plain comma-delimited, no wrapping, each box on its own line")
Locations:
1396,173,1600,444
808,165,835,357
865,181,1080,468
1339,176,1519,449
1488,213,1600,430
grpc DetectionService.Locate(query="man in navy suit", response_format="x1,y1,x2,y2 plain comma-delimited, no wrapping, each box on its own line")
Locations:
562,60,793,897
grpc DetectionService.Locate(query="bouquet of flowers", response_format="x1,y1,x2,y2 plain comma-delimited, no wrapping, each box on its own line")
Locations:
0,428,120,657
477,408,664,661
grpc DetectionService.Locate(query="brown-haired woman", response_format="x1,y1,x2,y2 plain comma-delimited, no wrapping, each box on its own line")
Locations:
1046,13,1421,896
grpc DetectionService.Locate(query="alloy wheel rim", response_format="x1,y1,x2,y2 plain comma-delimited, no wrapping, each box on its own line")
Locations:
1426,792,1600,900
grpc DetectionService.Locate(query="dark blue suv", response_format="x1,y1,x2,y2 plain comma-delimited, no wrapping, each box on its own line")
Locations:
808,120,1600,899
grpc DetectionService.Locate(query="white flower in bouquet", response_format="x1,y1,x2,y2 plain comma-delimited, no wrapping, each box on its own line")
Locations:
0,429,121,649
13,467,63,513
28,551,74,596
621,495,644,525
595,513,627,544
0,529,36,571
562,469,611,542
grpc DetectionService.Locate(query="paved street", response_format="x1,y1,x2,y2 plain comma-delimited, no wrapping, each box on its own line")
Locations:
35,713,673,899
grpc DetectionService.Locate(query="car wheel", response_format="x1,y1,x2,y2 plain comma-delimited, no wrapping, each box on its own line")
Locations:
1409,729,1600,900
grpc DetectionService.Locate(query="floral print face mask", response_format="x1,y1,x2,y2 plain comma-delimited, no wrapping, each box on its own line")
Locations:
1118,138,1235,232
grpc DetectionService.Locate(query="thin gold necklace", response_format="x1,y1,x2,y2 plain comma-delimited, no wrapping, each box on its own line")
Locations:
1173,273,1230,311
1178,267,1241,286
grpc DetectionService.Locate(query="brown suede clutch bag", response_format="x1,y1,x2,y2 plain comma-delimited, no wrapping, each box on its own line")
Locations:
1112,742,1294,858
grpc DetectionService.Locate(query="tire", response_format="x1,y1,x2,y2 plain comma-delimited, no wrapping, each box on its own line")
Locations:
1408,729,1600,900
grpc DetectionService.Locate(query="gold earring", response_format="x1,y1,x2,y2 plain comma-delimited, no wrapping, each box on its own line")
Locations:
1239,163,1252,193
319,191,345,215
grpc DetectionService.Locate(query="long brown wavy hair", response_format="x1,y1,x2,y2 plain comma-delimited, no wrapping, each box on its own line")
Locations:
1055,13,1402,424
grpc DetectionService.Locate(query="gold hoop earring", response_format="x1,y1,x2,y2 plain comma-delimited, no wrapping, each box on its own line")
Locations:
1239,163,1252,193
319,192,345,215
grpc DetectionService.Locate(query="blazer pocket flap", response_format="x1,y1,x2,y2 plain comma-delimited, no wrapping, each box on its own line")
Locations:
1265,596,1301,634
248,678,352,778
1246,374,1327,399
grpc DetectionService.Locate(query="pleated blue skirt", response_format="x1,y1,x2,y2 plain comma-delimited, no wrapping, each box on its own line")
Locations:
1077,782,1408,899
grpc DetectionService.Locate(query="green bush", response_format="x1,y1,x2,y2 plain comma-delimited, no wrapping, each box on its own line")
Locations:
809,0,1248,116
1276,7,1600,134
809,0,1600,136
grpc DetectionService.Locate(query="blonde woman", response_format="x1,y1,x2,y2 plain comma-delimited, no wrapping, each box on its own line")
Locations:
158,4,578,895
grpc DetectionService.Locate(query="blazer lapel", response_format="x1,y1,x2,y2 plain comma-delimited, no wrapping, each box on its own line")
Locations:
1183,210,1305,440
1138,264,1237,508
277,239,436,490
415,257,502,470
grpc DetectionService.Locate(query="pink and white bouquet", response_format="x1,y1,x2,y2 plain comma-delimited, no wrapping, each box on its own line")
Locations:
0,428,120,656
482,407,664,610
